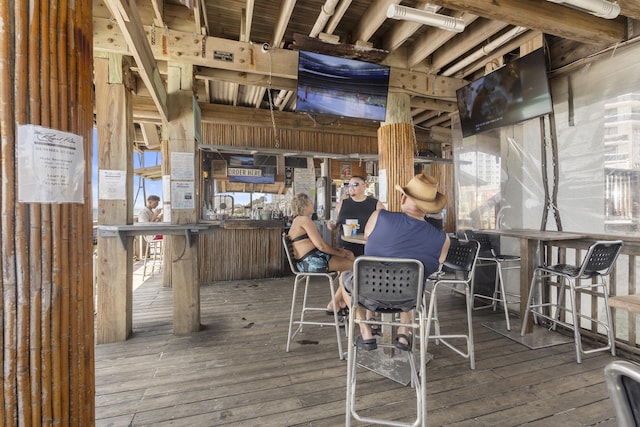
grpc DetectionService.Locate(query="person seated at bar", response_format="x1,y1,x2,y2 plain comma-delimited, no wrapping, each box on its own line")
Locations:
327,176,384,320
328,175,384,258
138,194,163,241
424,210,444,230
340,172,451,351
288,191,355,272
288,193,355,321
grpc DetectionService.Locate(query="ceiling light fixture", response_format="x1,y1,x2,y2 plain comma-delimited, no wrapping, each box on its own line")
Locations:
546,0,620,19
386,4,465,33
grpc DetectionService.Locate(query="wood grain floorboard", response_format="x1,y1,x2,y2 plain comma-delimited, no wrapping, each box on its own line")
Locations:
95,274,631,426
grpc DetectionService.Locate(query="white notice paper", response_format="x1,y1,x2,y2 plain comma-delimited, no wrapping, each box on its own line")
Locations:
378,169,387,203
170,152,194,180
171,181,195,209
98,169,126,200
17,124,85,203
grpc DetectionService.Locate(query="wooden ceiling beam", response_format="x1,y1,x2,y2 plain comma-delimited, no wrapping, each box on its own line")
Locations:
132,95,380,137
195,68,296,91
619,0,640,20
429,19,509,72
426,0,626,45
410,97,458,113
104,0,168,124
95,17,465,100
407,11,480,68
353,0,400,43
200,103,380,137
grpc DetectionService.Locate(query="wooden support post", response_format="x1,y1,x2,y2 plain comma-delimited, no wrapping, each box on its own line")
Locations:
377,92,414,352
378,92,414,212
167,62,200,334
95,54,134,344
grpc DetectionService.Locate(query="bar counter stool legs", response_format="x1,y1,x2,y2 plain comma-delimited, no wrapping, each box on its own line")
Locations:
520,240,623,363
464,230,521,331
142,238,163,278
282,233,344,360
424,239,480,370
345,256,426,427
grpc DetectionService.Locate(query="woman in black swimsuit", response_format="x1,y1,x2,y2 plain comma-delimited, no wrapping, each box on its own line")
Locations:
288,193,355,315
288,193,354,273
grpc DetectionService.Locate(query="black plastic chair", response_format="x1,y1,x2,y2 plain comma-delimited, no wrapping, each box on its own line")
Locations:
345,256,426,427
282,232,344,360
425,238,480,369
464,230,521,331
605,360,640,426
521,240,623,363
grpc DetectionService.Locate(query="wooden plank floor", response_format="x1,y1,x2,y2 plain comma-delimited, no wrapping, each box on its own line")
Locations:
96,273,627,426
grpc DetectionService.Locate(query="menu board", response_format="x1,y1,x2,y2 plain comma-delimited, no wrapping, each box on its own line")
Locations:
294,167,315,199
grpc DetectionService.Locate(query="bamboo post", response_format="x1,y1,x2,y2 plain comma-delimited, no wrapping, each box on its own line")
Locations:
378,92,415,212
0,0,94,425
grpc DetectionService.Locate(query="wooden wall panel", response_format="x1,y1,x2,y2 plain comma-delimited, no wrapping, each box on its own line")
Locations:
202,123,378,156
199,228,284,282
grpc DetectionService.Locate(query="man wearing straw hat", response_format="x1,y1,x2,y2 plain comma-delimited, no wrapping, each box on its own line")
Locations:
340,172,451,351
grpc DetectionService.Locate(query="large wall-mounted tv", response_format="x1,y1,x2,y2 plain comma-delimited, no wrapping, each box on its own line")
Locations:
456,48,553,137
296,51,391,122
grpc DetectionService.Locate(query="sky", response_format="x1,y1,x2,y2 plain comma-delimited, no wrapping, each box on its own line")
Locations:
92,128,163,215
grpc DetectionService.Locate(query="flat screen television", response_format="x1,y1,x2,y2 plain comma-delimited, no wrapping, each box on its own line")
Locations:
296,51,391,122
228,155,275,184
456,48,553,137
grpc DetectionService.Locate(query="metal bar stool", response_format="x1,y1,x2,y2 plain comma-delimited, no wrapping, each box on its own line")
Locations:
520,240,623,363
142,236,163,278
345,256,426,427
425,238,480,369
464,230,521,331
604,360,640,426
282,233,344,360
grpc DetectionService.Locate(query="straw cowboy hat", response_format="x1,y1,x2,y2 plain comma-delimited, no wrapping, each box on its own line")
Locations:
395,172,447,213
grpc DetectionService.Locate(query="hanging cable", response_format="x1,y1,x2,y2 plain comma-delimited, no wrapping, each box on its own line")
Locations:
265,46,280,148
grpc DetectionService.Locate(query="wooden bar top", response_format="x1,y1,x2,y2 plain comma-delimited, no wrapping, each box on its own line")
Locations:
341,234,366,244
479,228,586,241
608,295,640,314
222,219,285,229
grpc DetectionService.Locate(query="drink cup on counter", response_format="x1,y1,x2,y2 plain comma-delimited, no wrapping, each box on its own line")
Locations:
342,224,352,237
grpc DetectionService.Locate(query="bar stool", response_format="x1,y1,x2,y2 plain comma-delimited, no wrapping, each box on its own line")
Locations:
604,360,640,426
425,238,480,369
345,256,426,427
464,230,521,331
520,240,623,363
142,236,163,278
282,233,344,360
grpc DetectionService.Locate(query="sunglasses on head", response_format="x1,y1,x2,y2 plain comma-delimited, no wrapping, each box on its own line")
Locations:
348,182,362,187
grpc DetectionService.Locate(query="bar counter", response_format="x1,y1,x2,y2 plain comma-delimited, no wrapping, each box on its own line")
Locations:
199,219,287,282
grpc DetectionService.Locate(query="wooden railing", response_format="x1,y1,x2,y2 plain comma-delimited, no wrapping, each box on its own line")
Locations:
546,234,640,357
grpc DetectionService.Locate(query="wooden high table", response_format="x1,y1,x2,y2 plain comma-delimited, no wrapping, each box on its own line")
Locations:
341,234,366,245
479,228,586,333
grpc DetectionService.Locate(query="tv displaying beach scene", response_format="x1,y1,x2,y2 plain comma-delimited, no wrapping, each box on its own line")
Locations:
296,51,390,122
